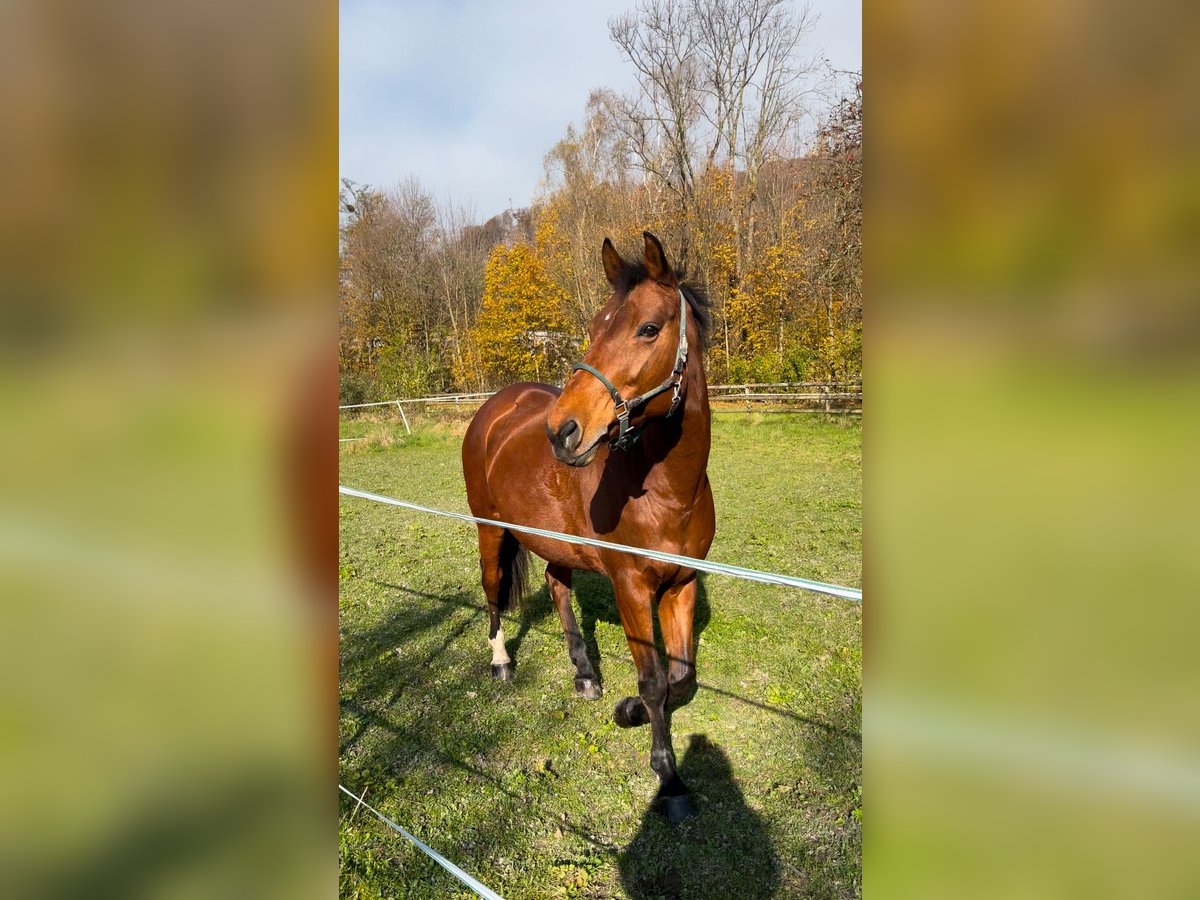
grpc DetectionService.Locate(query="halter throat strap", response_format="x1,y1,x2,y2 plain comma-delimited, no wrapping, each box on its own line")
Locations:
571,288,690,451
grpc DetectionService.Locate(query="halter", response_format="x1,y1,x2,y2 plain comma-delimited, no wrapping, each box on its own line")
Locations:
571,288,689,451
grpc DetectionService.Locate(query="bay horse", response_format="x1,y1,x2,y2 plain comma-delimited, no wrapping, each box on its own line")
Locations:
461,232,714,821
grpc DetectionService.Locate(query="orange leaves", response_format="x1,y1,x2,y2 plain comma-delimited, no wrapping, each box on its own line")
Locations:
473,243,574,385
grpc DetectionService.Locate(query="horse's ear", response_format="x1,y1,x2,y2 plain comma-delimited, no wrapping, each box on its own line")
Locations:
601,238,624,287
643,231,675,285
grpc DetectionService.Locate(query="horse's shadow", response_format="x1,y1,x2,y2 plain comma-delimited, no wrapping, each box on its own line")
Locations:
508,571,712,695
618,733,778,899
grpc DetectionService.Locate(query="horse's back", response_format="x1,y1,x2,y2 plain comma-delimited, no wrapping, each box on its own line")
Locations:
463,382,560,515
468,383,559,435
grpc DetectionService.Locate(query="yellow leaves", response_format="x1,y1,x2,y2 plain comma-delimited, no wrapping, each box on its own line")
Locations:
534,204,563,251
811,320,862,382
473,243,573,385
533,203,578,303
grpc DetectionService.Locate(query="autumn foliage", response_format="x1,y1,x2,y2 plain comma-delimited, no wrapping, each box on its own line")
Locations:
339,2,860,398
472,242,574,385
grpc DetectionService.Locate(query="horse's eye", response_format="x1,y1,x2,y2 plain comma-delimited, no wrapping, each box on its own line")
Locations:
637,323,660,339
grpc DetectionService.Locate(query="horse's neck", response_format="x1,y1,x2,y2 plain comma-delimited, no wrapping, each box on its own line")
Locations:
639,360,710,506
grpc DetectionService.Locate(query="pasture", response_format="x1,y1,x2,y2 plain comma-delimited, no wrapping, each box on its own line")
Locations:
338,412,861,899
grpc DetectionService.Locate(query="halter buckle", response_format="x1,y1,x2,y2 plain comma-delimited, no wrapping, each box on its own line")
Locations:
666,378,683,417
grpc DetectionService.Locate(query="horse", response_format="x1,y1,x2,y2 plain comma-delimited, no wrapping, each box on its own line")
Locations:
461,231,715,821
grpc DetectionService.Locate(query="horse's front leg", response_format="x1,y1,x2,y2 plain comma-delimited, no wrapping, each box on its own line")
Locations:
658,575,698,709
611,570,694,822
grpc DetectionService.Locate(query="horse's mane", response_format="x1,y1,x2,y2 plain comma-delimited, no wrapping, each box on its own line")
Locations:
611,260,713,351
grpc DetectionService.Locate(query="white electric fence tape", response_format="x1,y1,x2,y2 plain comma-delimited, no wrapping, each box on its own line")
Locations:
339,485,861,602
339,784,505,900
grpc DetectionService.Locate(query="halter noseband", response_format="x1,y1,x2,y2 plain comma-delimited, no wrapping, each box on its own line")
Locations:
571,288,689,451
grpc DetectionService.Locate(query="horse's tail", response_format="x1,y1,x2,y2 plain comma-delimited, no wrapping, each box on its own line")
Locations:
497,531,531,614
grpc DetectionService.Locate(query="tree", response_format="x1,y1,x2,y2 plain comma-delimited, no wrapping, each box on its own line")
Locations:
539,92,647,334
431,200,489,391
609,0,705,263
799,76,861,380
609,0,817,273
336,24,860,398
339,177,479,396
473,243,575,386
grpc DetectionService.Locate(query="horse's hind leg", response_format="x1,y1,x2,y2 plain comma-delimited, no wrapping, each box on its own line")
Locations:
475,524,513,681
546,564,601,700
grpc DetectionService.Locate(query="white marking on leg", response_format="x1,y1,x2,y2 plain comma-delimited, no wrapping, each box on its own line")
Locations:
489,627,510,665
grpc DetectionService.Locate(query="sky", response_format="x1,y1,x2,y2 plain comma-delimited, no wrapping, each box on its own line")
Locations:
340,0,861,221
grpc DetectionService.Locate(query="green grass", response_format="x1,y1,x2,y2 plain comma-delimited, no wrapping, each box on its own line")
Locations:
339,412,861,899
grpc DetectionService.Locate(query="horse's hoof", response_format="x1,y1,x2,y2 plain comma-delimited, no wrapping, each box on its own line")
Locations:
613,696,648,728
661,792,697,824
574,678,603,700
491,663,514,682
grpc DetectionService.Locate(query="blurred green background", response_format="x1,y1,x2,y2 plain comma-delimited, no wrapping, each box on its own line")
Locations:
0,1,335,896
870,0,1200,895
1,0,1197,895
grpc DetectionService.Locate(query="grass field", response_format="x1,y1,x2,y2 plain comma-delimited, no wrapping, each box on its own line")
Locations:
338,411,861,899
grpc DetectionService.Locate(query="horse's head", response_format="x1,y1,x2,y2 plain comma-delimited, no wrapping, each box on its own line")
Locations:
547,232,693,467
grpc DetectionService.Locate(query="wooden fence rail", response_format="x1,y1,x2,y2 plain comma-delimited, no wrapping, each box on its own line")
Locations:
341,382,863,417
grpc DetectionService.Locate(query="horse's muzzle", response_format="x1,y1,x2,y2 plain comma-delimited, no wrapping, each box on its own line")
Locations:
547,419,601,467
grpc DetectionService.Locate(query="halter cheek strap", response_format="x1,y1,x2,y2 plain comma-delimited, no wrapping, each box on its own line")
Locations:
571,289,689,451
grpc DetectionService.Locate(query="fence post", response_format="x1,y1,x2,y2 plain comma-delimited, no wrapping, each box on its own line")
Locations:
394,400,411,435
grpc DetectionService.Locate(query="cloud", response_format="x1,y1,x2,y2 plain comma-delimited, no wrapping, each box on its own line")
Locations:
341,0,862,219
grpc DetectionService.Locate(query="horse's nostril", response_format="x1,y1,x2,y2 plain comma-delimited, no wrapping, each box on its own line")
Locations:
559,419,580,451
547,418,583,454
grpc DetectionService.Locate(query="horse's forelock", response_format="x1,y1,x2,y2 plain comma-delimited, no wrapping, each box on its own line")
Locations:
610,258,712,351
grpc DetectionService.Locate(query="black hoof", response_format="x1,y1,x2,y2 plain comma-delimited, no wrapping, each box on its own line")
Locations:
613,696,649,728
661,792,697,824
574,678,603,700
491,663,514,682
